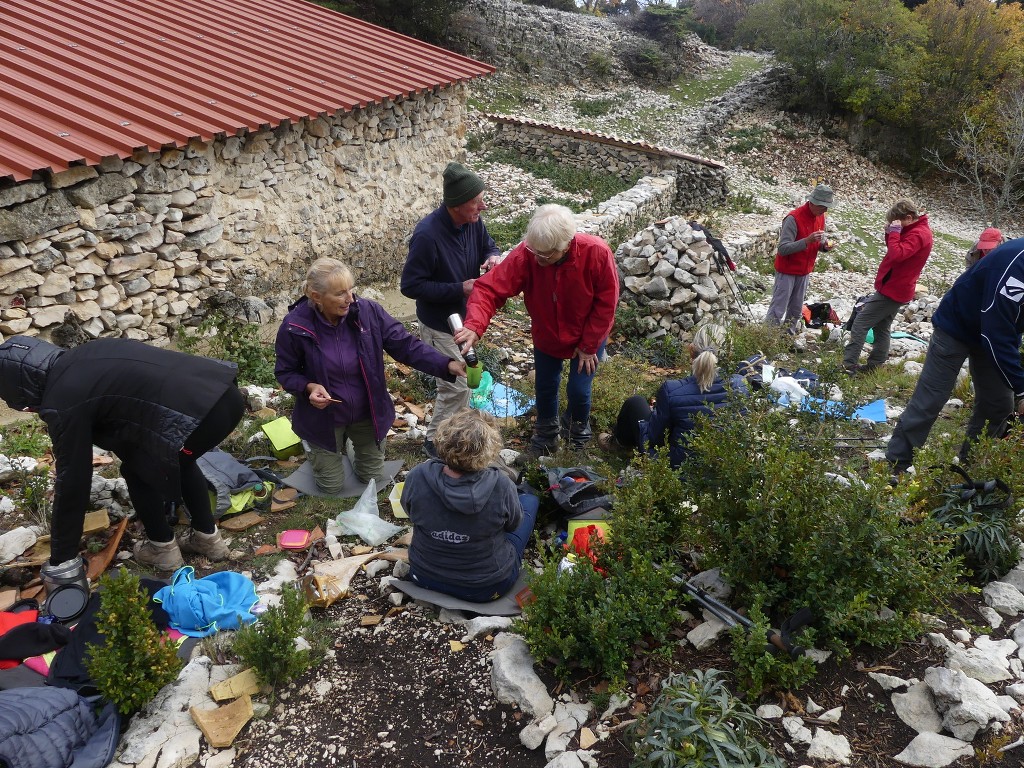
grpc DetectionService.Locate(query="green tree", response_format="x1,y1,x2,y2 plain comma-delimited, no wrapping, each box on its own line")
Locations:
315,1,469,45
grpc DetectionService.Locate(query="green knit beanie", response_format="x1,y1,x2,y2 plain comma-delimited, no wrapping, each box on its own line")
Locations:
442,162,485,207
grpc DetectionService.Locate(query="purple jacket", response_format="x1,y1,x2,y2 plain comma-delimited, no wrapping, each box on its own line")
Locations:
275,296,455,449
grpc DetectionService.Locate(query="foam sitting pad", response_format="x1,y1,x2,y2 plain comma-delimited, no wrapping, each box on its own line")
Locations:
391,575,527,616
799,396,888,422
281,458,403,498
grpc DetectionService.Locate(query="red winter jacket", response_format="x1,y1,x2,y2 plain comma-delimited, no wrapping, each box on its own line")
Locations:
464,233,619,359
875,215,933,303
774,203,824,276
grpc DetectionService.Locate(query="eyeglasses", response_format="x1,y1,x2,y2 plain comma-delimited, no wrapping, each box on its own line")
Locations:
524,244,563,261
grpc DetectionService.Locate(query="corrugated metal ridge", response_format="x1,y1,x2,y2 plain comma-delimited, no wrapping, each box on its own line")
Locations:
484,113,725,169
0,0,494,183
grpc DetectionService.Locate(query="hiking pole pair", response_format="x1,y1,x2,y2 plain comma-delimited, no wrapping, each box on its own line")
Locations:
711,248,754,321
668,572,812,658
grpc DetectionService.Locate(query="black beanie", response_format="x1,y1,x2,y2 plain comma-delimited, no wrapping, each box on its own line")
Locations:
442,162,485,207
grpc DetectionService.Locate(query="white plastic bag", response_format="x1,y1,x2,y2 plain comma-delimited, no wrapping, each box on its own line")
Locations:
330,479,404,546
770,376,810,407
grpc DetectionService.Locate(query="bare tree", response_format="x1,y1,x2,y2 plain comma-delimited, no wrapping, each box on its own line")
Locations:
927,89,1024,227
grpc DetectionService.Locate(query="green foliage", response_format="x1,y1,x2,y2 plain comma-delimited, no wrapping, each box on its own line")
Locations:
729,603,817,697
314,0,468,45
631,668,784,768
681,397,967,653
518,547,678,684
485,212,533,253
232,584,312,689
611,301,688,368
728,191,770,215
0,420,51,458
608,450,693,565
588,51,614,79
620,42,673,83
931,482,1021,584
524,0,578,10
177,309,275,386
721,323,793,370
86,570,183,716
572,96,619,117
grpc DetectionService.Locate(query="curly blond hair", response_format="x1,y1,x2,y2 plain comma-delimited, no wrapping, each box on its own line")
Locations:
434,409,503,472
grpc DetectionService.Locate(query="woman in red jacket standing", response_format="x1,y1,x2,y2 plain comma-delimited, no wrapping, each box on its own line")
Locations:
455,204,619,456
843,199,933,374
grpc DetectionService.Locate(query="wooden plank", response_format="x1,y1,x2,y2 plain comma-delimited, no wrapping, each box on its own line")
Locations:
85,517,128,582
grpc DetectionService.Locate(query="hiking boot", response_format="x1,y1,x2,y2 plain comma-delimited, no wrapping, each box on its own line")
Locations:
559,411,593,449
527,417,560,458
597,432,617,451
178,528,231,561
422,439,438,460
134,538,184,570
843,364,863,376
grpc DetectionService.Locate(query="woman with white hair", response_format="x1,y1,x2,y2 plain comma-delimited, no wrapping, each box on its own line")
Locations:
454,204,619,456
606,324,747,468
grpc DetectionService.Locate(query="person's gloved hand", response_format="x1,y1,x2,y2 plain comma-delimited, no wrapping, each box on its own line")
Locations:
41,556,89,596
885,221,903,235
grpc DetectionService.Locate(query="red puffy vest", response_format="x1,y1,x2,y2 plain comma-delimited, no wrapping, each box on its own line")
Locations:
774,203,824,276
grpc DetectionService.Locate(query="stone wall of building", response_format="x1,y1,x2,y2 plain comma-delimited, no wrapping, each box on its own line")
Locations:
485,115,729,215
0,85,469,343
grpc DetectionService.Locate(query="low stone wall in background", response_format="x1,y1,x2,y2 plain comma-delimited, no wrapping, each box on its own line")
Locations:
0,85,468,343
485,114,729,215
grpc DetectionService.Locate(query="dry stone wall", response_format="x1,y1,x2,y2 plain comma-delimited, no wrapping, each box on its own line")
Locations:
0,85,469,343
485,115,729,214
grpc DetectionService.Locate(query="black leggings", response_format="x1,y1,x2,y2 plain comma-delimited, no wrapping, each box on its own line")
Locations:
124,386,245,543
614,395,652,449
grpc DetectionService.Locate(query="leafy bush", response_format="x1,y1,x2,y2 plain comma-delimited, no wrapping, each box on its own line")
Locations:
729,602,817,698
587,51,614,79
177,309,276,386
724,126,770,154
86,570,183,715
681,397,967,653
232,584,311,689
518,547,678,685
721,323,793,371
620,42,672,83
631,668,784,768
728,191,770,215
14,464,53,530
608,450,692,565
587,356,658,434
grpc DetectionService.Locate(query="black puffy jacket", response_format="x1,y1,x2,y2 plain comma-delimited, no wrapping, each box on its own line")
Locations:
0,687,118,768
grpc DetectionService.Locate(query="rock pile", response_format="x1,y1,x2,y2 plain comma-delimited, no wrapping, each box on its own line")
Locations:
615,217,747,336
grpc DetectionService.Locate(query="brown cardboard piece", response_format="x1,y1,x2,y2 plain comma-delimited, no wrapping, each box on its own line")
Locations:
190,694,253,748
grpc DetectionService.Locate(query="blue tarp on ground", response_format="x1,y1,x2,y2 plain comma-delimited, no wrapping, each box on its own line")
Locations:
794,396,887,422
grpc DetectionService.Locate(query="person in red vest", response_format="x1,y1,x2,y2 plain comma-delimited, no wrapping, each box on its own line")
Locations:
765,184,834,332
843,199,933,374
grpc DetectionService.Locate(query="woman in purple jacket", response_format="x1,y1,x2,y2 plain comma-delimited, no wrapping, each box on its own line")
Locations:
275,258,464,494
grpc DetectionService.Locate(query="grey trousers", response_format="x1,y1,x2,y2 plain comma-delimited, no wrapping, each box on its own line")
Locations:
420,322,469,439
843,292,902,368
765,272,809,331
306,421,385,493
886,327,1014,465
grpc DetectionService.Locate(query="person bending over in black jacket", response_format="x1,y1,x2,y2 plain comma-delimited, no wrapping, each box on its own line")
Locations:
0,336,246,591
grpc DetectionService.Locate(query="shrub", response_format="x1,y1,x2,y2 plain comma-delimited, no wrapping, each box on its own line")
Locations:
177,309,276,386
728,602,817,698
587,51,614,79
587,356,658,434
631,668,785,768
620,42,672,83
14,464,53,530
86,570,183,716
232,584,311,689
0,420,51,457
572,96,618,117
517,546,678,685
681,397,967,653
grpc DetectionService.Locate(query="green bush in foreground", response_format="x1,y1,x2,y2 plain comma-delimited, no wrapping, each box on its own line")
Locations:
631,668,784,768
232,584,311,689
86,570,183,716
518,547,677,685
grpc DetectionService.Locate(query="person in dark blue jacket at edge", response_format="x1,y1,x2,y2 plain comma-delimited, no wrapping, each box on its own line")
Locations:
275,257,465,494
887,237,1024,474
608,324,747,468
401,408,539,602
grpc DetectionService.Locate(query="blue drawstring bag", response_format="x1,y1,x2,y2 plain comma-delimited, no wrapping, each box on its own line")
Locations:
154,567,260,638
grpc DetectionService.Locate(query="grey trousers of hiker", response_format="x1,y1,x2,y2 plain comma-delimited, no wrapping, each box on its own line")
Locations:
843,292,903,369
886,327,1014,466
420,323,470,439
765,272,809,331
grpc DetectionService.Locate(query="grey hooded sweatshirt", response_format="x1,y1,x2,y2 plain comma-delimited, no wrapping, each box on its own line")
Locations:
401,460,522,590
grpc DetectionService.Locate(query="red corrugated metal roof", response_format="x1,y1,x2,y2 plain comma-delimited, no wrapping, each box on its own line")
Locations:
0,0,494,183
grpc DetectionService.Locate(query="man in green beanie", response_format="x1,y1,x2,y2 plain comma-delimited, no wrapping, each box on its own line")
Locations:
401,162,501,458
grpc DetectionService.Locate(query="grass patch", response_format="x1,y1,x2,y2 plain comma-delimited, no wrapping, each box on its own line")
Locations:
484,147,639,207
667,53,764,106
571,96,620,117
0,419,51,458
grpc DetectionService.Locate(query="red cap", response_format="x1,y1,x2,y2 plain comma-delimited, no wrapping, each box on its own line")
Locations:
977,227,1004,250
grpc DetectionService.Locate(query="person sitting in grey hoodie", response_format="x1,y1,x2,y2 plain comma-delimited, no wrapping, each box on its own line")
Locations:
401,409,539,602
